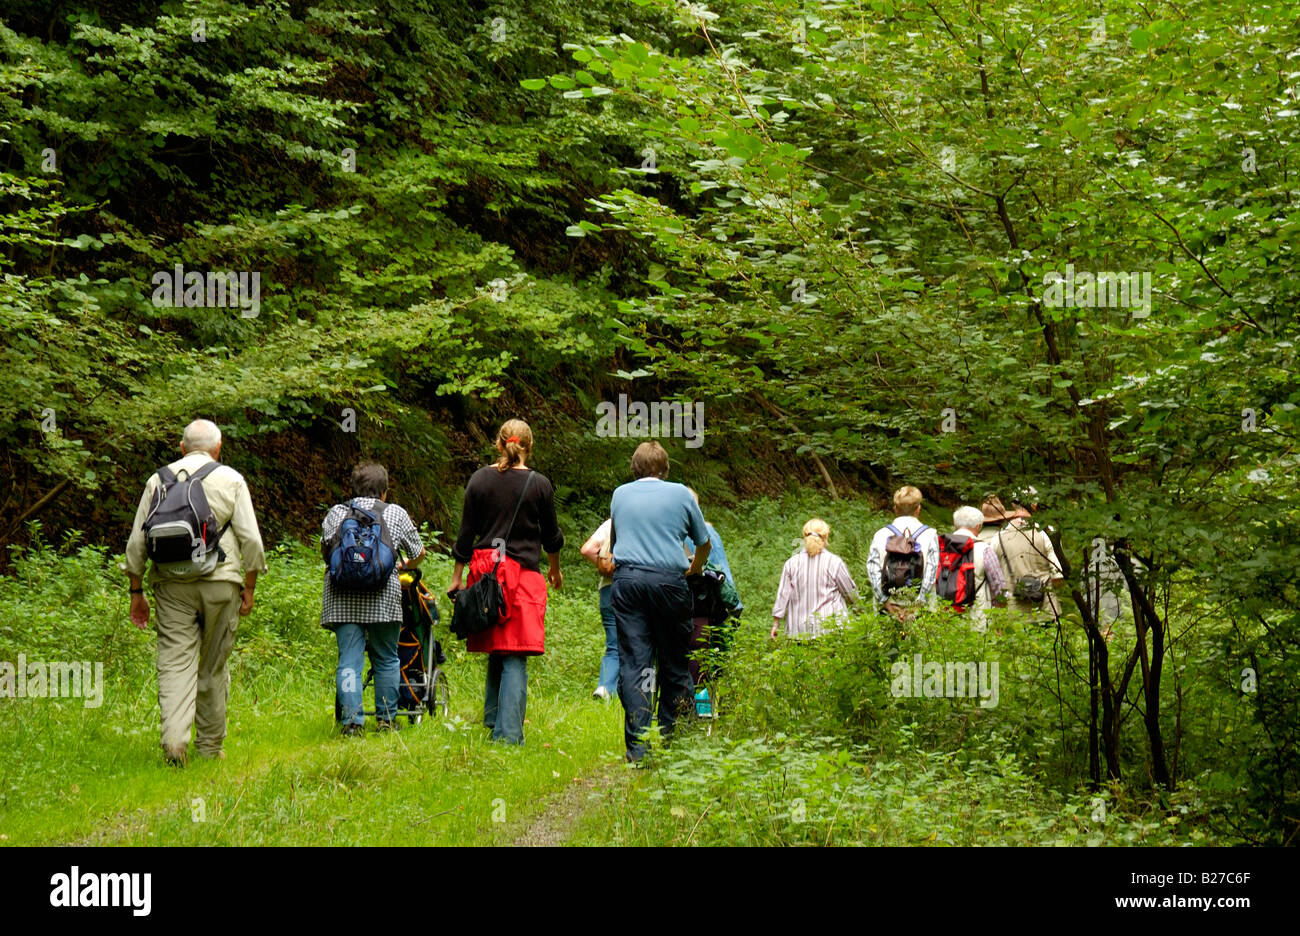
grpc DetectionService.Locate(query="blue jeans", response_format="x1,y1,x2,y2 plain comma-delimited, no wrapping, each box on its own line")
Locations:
484,654,528,745
336,620,400,727
597,586,620,696
611,565,695,761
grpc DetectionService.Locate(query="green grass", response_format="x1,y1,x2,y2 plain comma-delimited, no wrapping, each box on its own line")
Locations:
0,531,633,846
2,666,627,846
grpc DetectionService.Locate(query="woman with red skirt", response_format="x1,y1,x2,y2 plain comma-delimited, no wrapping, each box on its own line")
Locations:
449,419,564,744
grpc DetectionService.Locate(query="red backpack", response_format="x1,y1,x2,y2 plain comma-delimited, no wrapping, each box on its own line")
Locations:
935,534,978,611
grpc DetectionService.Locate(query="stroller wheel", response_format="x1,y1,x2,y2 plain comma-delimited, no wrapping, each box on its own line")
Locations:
425,667,449,718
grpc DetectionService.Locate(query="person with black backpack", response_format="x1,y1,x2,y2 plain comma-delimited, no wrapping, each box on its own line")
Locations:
321,462,426,736
124,419,267,765
866,486,940,621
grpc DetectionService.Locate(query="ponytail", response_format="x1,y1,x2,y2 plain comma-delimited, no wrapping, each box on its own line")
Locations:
494,418,533,472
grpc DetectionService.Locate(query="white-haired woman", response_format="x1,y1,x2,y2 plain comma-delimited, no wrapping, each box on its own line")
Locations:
939,505,1007,631
771,519,859,639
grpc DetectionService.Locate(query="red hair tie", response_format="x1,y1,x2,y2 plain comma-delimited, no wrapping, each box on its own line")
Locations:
506,436,520,444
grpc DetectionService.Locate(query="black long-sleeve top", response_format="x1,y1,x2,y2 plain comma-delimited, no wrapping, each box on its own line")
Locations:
452,466,564,572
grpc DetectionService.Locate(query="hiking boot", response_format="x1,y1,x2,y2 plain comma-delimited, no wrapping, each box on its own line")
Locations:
195,749,225,761
163,742,188,766
375,718,399,733
592,686,611,701
341,723,364,738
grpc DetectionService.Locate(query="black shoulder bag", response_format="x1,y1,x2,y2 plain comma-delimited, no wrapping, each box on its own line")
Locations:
450,471,535,640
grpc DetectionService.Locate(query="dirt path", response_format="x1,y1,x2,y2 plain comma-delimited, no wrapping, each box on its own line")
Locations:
511,765,623,847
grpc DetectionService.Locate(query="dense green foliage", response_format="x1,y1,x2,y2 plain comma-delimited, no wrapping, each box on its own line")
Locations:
1,0,1296,844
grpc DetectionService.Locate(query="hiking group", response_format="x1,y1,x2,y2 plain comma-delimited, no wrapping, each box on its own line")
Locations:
771,485,1064,640
123,418,1061,766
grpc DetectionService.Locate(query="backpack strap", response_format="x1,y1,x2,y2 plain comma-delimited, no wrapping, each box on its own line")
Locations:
211,517,232,562
496,471,536,567
147,466,176,518
188,462,232,559
198,464,231,560
347,498,379,523
886,524,901,537
186,460,223,483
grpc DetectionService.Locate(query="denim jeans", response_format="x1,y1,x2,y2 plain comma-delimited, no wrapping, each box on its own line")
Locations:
484,653,528,744
611,564,695,761
597,586,620,696
336,620,400,727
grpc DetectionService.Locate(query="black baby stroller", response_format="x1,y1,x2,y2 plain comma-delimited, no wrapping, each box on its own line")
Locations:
334,567,450,725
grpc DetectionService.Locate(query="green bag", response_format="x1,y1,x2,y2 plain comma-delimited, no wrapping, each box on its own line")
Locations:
709,561,741,612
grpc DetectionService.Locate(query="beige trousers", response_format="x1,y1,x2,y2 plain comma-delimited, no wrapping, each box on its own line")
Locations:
152,579,241,757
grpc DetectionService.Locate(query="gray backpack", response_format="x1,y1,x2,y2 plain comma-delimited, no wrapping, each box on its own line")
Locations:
144,462,231,580
882,523,929,596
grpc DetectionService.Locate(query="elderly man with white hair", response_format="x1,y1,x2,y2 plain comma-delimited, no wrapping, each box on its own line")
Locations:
938,505,1007,631
123,419,266,764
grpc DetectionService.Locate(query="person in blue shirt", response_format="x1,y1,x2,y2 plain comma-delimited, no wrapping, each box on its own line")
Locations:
609,441,710,763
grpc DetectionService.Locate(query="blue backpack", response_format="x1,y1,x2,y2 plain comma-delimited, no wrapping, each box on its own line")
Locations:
326,500,397,591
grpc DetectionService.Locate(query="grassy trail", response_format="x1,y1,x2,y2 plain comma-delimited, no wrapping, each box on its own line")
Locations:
0,541,642,847
5,664,631,846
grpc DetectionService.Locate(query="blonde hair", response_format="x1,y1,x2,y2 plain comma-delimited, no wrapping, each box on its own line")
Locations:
893,485,923,516
802,518,830,556
494,418,533,472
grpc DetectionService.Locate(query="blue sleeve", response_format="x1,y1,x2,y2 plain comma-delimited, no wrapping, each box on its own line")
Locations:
708,525,741,608
709,526,730,573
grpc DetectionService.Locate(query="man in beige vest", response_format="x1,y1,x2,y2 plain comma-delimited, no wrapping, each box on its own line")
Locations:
123,420,266,764
992,489,1065,621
